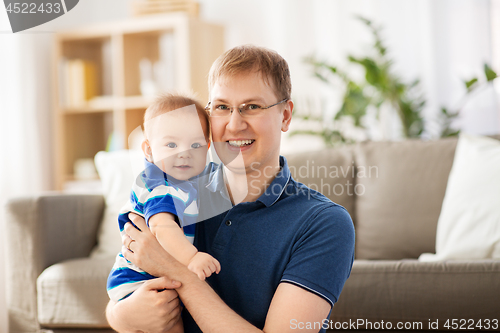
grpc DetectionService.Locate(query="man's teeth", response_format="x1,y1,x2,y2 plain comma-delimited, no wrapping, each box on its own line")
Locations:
228,140,254,147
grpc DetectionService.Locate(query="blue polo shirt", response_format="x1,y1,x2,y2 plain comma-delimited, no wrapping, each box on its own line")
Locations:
183,156,355,332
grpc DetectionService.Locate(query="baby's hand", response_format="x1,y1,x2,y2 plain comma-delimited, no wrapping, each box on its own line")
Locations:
187,252,221,280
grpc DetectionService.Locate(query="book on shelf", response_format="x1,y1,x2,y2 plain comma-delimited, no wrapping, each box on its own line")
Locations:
61,59,99,108
131,0,199,16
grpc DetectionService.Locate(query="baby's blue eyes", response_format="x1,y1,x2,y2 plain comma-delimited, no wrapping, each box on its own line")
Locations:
166,142,203,149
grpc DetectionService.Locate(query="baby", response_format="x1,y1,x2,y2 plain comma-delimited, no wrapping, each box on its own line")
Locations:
107,93,221,308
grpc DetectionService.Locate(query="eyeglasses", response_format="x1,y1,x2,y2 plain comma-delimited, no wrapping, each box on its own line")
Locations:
205,98,288,118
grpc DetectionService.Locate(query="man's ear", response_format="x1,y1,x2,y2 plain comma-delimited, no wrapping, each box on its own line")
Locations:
281,99,293,132
141,140,153,162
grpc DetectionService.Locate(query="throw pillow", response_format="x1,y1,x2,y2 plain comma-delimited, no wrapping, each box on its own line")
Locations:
419,133,500,261
90,149,144,258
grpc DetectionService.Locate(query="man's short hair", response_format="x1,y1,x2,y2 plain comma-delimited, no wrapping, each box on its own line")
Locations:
143,92,210,139
208,45,292,101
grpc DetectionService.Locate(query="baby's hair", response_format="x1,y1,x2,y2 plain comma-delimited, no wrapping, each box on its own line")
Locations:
143,92,210,140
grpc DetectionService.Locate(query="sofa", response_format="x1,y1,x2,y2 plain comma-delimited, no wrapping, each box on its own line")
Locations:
5,136,500,333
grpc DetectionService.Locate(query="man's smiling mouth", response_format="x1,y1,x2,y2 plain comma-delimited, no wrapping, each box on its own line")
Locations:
228,140,255,147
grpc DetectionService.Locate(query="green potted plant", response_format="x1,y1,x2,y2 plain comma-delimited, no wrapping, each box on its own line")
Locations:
292,16,498,145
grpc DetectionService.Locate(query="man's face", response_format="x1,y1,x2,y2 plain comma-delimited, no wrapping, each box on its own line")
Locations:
209,71,292,175
145,107,209,180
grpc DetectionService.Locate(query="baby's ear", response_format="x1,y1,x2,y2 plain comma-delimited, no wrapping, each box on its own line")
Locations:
141,140,153,161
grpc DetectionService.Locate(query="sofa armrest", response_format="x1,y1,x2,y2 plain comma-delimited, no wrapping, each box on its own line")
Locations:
4,193,105,333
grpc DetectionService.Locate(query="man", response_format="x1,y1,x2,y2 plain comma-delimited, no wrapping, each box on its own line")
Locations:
106,45,355,333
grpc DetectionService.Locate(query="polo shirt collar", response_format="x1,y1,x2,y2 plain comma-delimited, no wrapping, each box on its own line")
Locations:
256,156,291,207
205,156,291,207
205,162,225,193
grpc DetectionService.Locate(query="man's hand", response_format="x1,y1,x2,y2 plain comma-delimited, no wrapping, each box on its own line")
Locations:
188,252,221,280
106,277,183,333
123,213,180,277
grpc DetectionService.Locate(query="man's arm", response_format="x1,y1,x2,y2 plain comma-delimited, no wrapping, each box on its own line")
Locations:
177,272,331,333
264,283,331,332
122,214,332,333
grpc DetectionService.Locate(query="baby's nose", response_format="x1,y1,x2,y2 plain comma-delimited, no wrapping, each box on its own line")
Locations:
177,148,191,158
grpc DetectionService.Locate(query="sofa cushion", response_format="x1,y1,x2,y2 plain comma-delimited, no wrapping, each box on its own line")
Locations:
354,138,458,259
330,260,500,330
420,134,500,261
37,257,114,327
285,147,356,220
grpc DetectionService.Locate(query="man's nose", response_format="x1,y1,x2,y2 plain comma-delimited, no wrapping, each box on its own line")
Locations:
226,109,248,133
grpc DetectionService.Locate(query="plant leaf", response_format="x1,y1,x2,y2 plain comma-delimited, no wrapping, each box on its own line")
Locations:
484,64,497,82
335,81,370,127
464,78,478,91
441,129,460,138
327,65,337,74
356,15,372,27
313,72,329,83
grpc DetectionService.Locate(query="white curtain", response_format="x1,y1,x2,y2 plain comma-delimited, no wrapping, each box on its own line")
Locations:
0,10,54,331
0,34,53,199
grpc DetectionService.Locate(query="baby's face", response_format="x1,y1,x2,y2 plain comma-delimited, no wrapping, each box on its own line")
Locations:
145,106,209,180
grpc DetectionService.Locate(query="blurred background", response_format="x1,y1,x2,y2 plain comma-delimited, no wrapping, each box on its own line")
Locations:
1,0,499,330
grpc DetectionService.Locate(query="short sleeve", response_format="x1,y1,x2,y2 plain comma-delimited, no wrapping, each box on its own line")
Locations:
141,185,179,225
281,204,355,307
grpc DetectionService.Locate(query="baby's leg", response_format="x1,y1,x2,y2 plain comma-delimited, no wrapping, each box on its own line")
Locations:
107,252,156,302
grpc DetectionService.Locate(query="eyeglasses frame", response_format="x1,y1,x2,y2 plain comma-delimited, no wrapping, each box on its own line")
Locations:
204,98,289,117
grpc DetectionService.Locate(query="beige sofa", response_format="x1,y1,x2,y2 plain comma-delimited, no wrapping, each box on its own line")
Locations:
5,137,500,332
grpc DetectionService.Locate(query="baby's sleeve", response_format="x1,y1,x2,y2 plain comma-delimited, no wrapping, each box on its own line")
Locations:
141,185,181,226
